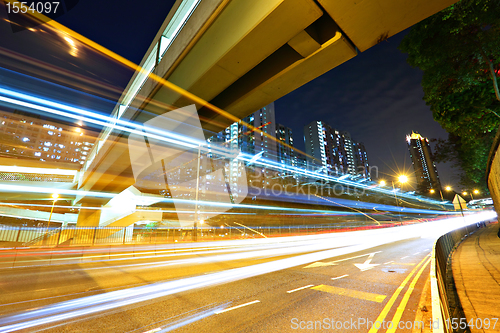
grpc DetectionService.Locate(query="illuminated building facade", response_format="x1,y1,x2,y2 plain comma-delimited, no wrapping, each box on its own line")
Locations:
304,121,339,174
353,141,370,179
275,123,295,166
304,120,370,177
339,131,356,176
0,110,98,165
406,131,441,193
239,102,277,161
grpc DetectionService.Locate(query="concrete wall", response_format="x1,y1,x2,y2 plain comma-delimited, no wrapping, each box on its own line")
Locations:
486,126,500,216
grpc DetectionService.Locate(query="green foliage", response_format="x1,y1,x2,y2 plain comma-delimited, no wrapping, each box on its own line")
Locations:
142,221,163,235
399,0,500,189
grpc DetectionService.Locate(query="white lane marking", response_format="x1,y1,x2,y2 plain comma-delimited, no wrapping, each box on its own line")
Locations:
287,285,315,293
331,274,349,280
400,256,409,260
215,300,260,314
303,251,382,269
384,260,394,264
413,252,420,255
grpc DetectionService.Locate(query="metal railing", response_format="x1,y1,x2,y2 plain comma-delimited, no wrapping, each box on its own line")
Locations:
430,221,490,333
0,221,416,248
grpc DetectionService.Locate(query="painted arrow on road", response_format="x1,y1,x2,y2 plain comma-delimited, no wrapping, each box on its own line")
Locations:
354,252,379,271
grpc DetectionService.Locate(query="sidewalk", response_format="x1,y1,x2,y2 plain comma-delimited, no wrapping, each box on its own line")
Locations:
452,221,500,332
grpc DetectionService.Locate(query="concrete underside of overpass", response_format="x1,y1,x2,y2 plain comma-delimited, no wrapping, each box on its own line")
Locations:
75,0,458,226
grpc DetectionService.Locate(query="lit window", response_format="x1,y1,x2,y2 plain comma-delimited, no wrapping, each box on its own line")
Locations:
44,141,51,146
34,152,41,156
22,137,29,142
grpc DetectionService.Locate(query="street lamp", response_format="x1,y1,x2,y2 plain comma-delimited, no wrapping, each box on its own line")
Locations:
445,186,452,192
398,175,408,184
379,180,386,186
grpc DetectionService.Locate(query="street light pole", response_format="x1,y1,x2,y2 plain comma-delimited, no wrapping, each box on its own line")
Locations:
47,193,59,231
391,181,400,222
44,193,59,245
396,175,408,223
193,145,201,241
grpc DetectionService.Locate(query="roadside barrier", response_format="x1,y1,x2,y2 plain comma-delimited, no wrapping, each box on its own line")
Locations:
430,221,488,333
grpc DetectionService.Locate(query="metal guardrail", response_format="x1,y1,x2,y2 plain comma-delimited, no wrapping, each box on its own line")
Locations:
0,221,416,248
430,221,489,333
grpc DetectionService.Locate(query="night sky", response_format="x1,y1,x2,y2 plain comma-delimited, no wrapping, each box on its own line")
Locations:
0,0,457,188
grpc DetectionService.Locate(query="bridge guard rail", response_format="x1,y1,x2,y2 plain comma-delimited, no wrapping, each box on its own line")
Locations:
430,222,486,333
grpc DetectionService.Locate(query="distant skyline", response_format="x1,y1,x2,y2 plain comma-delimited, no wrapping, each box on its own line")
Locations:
0,1,458,190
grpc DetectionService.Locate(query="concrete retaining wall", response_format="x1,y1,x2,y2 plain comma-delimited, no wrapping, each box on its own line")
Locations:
486,126,500,215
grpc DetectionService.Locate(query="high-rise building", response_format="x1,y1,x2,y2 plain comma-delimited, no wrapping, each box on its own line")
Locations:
353,141,370,179
304,121,369,177
304,120,339,174
207,103,278,191
240,103,277,161
0,110,98,165
339,131,356,176
275,123,295,166
406,132,441,193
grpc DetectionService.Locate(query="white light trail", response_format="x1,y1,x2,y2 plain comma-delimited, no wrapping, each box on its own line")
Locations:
0,86,449,207
0,211,494,332
0,166,77,175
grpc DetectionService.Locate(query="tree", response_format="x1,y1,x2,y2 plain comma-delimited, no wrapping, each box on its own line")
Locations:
431,133,492,192
399,0,500,189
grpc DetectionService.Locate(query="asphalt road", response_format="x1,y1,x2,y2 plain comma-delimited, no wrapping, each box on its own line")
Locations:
0,215,491,332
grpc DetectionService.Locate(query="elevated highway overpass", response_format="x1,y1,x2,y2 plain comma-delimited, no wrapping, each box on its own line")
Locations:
53,0,457,225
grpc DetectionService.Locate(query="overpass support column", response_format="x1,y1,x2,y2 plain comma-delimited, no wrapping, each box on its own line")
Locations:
74,204,102,245
77,204,101,227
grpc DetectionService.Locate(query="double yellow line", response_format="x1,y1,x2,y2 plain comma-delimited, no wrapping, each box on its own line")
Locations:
369,254,431,333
